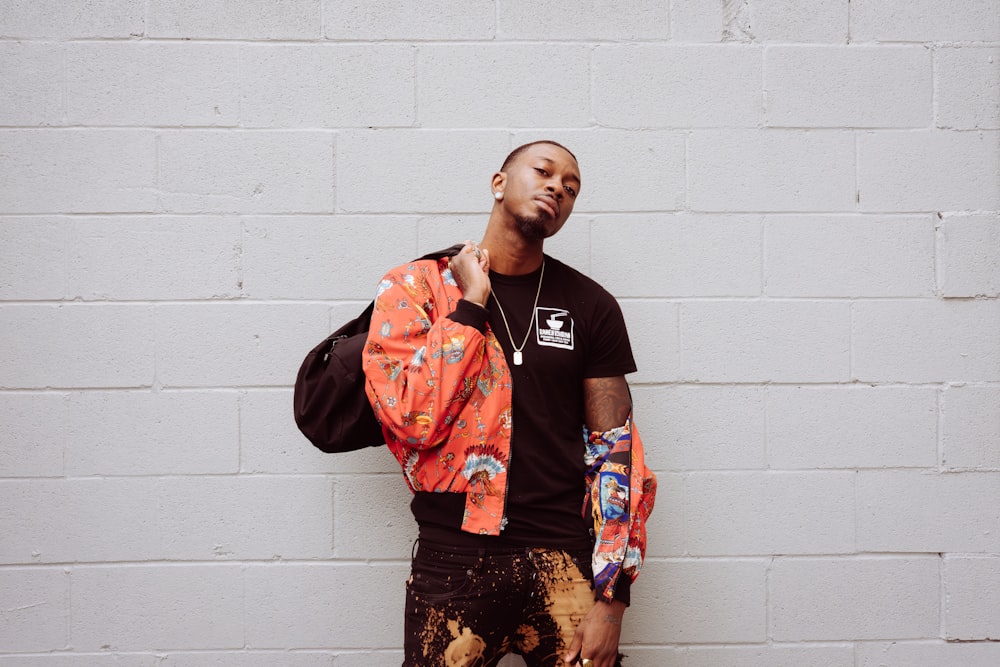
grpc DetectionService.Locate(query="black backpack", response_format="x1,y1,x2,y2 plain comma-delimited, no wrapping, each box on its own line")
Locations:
293,245,463,453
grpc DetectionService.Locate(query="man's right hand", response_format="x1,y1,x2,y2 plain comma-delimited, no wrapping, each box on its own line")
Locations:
450,240,491,307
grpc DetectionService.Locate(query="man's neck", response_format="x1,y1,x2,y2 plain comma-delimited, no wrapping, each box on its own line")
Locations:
481,224,544,276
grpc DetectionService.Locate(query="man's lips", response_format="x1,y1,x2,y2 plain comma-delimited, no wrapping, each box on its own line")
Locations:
535,195,559,217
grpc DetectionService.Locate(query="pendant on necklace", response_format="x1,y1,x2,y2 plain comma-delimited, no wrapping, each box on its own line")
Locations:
513,350,523,366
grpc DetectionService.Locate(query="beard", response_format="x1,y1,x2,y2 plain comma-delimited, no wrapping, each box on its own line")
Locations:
515,213,551,241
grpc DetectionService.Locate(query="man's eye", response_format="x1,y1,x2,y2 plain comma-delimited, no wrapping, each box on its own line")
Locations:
564,186,577,197
535,168,548,176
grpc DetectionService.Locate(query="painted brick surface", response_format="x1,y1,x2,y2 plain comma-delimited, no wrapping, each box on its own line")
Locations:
857,471,1000,552
239,44,415,129
764,214,935,297
147,0,321,39
66,43,240,127
938,213,1000,297
766,386,938,469
936,47,1000,130
770,557,941,640
688,130,856,211
0,43,64,126
941,384,1000,469
944,556,1000,640
417,45,591,127
0,130,157,213
765,46,932,128
592,45,762,128
324,0,495,40
2,2,998,664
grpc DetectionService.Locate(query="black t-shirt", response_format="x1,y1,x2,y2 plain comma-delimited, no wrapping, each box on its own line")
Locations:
415,256,636,551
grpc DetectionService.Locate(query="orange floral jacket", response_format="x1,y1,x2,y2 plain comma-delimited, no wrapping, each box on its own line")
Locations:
362,255,656,601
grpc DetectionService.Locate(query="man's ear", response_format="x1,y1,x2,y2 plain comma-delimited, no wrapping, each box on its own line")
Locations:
491,171,506,195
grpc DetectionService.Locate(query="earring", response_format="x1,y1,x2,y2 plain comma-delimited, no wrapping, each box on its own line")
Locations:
494,191,503,200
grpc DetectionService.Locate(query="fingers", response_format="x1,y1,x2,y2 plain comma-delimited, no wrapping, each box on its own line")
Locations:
563,629,583,665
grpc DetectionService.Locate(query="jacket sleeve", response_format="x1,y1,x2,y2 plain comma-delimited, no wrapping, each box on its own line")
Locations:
363,260,488,449
584,414,657,604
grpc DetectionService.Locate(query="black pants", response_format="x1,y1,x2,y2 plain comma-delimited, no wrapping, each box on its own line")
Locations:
403,539,624,667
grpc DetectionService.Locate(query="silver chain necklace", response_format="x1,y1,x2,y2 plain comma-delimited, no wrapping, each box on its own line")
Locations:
490,261,545,366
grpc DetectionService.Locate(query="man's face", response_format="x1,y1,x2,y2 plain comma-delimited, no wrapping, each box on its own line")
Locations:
498,144,581,241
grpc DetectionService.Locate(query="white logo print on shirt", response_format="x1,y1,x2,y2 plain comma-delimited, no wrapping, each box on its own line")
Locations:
535,308,575,350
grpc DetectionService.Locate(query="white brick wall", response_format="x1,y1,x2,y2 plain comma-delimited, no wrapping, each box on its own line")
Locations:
1,2,997,665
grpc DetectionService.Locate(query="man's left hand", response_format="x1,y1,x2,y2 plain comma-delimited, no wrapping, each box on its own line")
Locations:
563,599,625,667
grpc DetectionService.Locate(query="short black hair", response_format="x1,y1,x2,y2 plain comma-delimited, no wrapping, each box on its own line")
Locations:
500,140,577,172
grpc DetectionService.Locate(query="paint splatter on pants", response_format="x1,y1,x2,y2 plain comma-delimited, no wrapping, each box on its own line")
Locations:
403,539,625,667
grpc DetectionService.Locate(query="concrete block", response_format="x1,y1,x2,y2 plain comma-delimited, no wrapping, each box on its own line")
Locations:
851,0,1000,42
627,559,768,643
324,0,494,39
0,129,157,214
669,0,726,41
0,479,162,564
945,556,1000,640
332,474,415,559
244,563,407,648
636,385,767,470
0,217,67,300
680,301,851,382
336,130,508,213
66,216,241,300
593,45,761,128
0,42,64,126
858,641,1000,667
767,386,938,469
510,130,687,213
770,557,940,640
858,130,1000,212
0,568,68,652
416,215,490,258
0,304,155,389
937,47,1000,130
0,656,160,667
334,653,401,667
749,0,849,43
641,472,686,557
240,44,414,128
63,390,239,476
857,470,1000,552
688,130,856,212
148,0,321,39
942,385,1000,469
162,654,334,667
71,565,244,650
417,45,590,127
765,215,935,297
685,644,855,667
158,130,335,214
685,471,855,555
939,213,1000,297
766,45,931,127
240,216,418,300
619,301,680,384
240,388,396,475
154,303,329,387
852,300,1000,382
592,214,761,297
0,392,67,477
579,648,683,666
156,476,334,560
66,43,238,126
0,0,144,38
498,0,667,39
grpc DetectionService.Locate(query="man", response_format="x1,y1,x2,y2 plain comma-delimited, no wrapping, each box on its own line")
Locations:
363,140,656,667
